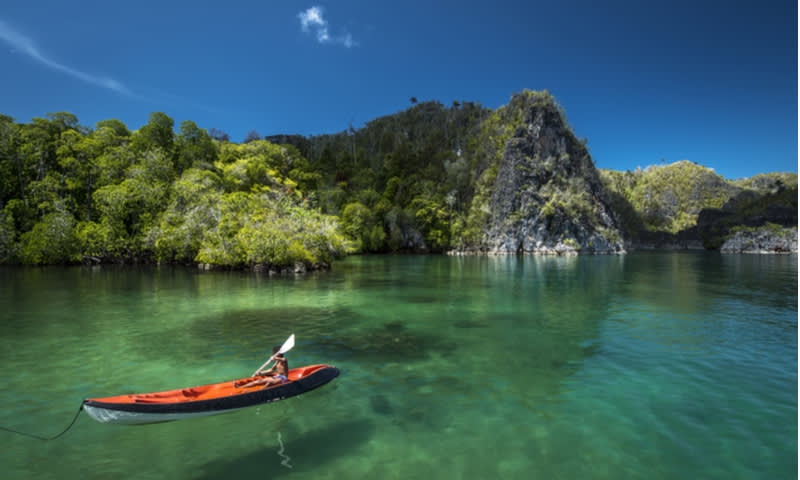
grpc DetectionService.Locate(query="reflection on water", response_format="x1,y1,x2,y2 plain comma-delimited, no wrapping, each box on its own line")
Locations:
195,419,375,479
0,252,796,479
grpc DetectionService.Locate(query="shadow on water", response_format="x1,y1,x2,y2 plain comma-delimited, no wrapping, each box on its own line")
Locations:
309,321,457,362
186,305,359,347
370,394,393,415
121,305,364,364
193,419,375,479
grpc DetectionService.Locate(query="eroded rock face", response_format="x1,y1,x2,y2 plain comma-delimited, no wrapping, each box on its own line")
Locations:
483,99,625,255
721,227,798,253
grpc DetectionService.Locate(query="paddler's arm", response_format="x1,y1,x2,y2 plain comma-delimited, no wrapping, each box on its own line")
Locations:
256,363,276,376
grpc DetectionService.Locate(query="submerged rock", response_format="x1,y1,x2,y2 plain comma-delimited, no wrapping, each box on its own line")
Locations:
370,395,393,415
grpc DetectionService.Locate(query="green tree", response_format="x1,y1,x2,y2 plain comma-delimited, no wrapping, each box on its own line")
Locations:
0,114,23,206
341,202,376,251
410,196,451,251
19,208,79,264
95,119,131,138
57,130,102,221
147,169,224,262
92,149,174,258
132,112,175,155
0,207,16,262
175,120,218,173
196,190,348,268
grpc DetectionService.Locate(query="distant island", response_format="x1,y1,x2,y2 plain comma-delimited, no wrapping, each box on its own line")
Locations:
0,90,796,269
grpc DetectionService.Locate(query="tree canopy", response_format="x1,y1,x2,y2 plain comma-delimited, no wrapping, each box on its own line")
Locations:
2,91,795,265
0,113,348,269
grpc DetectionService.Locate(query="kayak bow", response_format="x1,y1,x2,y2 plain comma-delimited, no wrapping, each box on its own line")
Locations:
83,364,339,425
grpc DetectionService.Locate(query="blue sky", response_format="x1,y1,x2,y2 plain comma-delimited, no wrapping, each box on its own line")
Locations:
0,0,796,179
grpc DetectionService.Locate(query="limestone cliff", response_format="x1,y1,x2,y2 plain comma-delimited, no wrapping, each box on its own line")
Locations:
721,225,797,253
477,92,625,254
695,186,798,249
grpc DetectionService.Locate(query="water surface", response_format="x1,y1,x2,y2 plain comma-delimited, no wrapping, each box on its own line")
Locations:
0,253,796,479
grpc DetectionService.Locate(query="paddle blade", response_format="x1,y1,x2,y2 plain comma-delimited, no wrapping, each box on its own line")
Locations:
279,334,295,354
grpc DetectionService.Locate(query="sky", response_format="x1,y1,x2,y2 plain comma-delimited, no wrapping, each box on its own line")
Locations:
0,0,796,180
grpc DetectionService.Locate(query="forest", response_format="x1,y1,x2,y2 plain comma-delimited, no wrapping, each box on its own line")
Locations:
0,96,498,267
1,90,795,267
0,112,349,269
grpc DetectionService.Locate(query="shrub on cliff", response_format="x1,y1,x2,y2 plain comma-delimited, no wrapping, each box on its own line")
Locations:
602,161,740,234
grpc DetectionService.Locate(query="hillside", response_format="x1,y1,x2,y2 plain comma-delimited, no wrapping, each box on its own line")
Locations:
0,91,796,266
282,90,626,254
478,91,624,254
599,162,797,249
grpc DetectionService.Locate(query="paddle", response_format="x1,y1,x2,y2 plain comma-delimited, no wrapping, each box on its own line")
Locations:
252,334,295,376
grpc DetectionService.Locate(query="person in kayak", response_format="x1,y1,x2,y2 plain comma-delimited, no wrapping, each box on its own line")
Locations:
235,346,289,389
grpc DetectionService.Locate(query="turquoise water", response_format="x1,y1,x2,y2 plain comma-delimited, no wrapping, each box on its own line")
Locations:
0,253,796,479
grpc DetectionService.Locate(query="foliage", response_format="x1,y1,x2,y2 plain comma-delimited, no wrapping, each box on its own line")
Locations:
19,207,80,264
600,161,740,233
0,208,16,262
727,186,798,219
341,202,379,252
147,168,225,262
194,191,349,268
732,172,797,192
562,237,581,250
597,169,646,236
1,95,795,264
274,98,491,251
730,222,788,236
132,112,174,154
176,121,218,172
0,112,348,268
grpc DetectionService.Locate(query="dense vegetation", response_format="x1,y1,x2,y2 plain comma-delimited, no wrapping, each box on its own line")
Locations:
277,89,588,251
599,161,797,238
0,91,578,265
598,161,739,234
277,98,492,251
0,113,347,268
1,91,796,266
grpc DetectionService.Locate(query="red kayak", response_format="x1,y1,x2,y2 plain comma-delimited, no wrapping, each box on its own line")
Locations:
83,364,339,425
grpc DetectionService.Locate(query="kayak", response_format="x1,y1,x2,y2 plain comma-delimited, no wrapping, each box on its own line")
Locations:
83,364,339,425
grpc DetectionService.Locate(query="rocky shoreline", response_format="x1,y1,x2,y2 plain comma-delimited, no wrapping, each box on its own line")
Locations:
447,225,797,256
720,226,797,254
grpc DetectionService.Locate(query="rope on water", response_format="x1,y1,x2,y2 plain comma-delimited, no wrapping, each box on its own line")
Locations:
0,404,84,441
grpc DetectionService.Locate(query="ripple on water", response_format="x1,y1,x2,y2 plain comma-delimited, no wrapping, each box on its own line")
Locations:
0,255,796,480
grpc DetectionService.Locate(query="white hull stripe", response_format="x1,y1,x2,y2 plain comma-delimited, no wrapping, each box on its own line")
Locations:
83,403,254,425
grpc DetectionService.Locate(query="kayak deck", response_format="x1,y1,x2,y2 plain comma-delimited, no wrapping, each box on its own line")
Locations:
83,364,339,425
90,365,323,405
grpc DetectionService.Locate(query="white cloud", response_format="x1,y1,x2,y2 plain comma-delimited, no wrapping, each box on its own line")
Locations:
0,18,133,96
299,6,326,32
297,6,357,48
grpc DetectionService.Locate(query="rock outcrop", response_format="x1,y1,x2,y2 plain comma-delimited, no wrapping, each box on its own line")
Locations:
695,187,798,249
481,93,625,255
721,226,797,253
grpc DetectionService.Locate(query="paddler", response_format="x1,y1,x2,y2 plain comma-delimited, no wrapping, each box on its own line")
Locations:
235,346,289,388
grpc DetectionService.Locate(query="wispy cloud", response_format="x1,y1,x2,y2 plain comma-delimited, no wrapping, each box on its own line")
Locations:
0,18,134,96
297,6,358,48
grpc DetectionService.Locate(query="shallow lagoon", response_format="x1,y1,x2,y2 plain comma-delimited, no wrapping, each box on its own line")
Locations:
1,253,796,479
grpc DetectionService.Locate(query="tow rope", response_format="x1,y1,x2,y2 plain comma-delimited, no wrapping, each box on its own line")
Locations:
0,404,84,440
